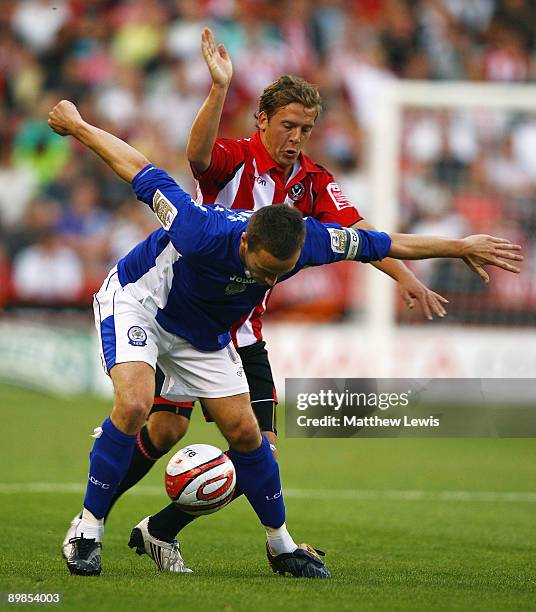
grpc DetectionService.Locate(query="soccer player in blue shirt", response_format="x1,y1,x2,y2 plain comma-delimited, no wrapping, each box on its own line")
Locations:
48,100,522,578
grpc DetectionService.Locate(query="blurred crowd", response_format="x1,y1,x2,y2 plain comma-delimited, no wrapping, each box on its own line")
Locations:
0,0,535,323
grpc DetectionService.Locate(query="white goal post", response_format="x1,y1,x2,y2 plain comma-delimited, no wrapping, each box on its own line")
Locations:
364,80,536,336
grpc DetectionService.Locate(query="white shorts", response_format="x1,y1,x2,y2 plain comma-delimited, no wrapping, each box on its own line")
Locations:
93,268,249,401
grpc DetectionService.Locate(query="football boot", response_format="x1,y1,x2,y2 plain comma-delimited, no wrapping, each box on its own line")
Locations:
266,543,330,578
66,536,102,576
128,516,192,574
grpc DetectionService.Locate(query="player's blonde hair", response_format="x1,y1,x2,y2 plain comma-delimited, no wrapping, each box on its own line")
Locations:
257,75,322,121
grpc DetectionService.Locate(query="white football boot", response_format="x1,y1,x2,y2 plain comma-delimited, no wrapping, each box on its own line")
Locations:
62,512,104,560
62,512,82,560
128,516,193,573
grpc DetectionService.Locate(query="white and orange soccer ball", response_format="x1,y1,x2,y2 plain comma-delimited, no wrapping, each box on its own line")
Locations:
165,444,236,515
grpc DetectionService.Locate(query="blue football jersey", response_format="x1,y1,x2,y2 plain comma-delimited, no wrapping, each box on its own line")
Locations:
115,165,391,351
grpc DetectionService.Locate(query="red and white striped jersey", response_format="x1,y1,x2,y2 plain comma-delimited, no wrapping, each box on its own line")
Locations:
192,131,363,347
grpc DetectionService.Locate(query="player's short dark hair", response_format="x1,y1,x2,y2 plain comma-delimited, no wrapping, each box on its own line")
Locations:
257,75,322,121
247,206,306,260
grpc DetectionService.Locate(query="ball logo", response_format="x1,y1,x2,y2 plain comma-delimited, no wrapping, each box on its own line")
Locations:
128,326,147,346
196,471,235,501
289,182,305,201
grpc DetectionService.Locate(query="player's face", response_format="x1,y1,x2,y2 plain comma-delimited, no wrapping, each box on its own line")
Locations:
258,103,317,172
240,236,301,286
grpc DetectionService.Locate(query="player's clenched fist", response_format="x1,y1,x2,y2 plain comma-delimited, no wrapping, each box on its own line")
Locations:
48,100,83,137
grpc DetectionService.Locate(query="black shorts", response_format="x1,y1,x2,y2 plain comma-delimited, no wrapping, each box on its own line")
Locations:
150,340,277,434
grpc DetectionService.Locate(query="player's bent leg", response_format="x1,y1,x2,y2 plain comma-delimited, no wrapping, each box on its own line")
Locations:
86,362,155,517
207,339,279,495
203,395,293,536
67,407,192,559
103,360,195,521
65,362,155,576
204,394,329,578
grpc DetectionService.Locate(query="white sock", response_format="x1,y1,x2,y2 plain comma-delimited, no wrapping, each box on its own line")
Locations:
264,522,297,555
77,508,104,542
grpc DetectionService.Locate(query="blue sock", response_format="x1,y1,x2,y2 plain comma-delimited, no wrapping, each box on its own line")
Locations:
83,418,137,519
229,435,285,528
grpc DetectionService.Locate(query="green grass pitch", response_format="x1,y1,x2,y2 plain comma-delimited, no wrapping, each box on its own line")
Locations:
1,384,535,611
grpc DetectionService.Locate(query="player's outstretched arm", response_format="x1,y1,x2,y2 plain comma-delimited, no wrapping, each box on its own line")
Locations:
48,100,149,183
186,27,232,173
389,233,523,283
353,219,448,320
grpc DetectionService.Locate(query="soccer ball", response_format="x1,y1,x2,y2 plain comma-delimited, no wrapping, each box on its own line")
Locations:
165,444,236,515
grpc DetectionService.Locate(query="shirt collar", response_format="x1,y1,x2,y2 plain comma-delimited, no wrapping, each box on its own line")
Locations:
251,131,277,175
250,131,322,176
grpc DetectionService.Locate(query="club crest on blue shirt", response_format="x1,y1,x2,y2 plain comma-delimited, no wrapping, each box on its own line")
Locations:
153,189,178,230
289,182,305,201
128,326,147,346
327,227,347,253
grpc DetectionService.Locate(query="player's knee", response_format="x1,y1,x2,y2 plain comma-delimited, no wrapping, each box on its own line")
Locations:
113,393,153,429
227,416,261,451
147,413,189,452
